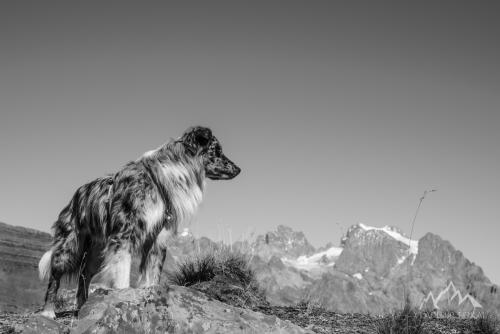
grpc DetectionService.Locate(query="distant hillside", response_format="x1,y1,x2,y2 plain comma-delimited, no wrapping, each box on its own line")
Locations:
0,222,51,312
0,223,218,312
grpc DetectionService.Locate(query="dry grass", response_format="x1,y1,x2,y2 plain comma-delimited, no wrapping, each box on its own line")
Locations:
168,245,255,288
376,303,428,334
466,312,499,334
375,303,500,334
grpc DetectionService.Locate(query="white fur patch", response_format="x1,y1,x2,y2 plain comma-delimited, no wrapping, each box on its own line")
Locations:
100,249,131,289
40,308,56,319
143,199,165,233
161,163,204,226
137,268,155,288
141,143,164,158
143,149,157,158
38,249,53,281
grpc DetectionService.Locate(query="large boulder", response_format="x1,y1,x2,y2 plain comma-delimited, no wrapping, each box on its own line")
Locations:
73,285,311,334
27,285,312,334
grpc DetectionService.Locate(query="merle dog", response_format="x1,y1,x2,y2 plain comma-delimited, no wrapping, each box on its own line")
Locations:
38,126,240,318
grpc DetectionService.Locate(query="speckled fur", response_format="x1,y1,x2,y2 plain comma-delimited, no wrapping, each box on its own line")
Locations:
38,126,240,318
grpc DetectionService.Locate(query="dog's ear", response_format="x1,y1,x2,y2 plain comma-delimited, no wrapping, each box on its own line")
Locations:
182,126,213,154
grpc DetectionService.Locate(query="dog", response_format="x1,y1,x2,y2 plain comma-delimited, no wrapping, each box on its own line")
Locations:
38,126,240,319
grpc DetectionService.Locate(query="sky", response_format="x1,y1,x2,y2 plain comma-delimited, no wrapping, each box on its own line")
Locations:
1,2,499,283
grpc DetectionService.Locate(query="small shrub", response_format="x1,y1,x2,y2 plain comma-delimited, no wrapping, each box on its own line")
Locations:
376,303,428,334
466,313,499,334
169,253,217,286
169,246,255,288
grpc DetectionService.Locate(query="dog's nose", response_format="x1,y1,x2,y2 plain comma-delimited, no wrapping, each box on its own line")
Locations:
233,165,241,176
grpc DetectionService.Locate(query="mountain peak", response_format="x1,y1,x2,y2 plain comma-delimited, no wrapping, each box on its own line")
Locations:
335,223,420,277
276,225,294,233
343,223,418,256
246,225,316,260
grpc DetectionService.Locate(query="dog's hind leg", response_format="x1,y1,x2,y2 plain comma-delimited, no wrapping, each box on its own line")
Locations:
41,273,61,319
75,245,103,309
137,229,171,287
40,235,80,319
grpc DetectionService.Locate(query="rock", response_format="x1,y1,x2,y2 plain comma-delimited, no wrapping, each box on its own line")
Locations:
190,274,269,310
71,285,312,334
22,315,67,334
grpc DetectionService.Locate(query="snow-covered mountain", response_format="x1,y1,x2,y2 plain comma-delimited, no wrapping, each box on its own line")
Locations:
358,223,418,261
282,245,343,272
240,223,500,315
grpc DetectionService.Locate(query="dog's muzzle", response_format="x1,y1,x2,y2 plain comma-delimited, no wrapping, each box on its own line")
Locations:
206,156,241,180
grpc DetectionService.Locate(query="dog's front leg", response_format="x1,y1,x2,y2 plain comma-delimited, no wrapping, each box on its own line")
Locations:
99,240,132,289
138,228,170,287
138,245,167,287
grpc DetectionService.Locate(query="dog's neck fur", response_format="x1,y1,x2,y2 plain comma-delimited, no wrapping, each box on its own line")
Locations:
140,140,206,233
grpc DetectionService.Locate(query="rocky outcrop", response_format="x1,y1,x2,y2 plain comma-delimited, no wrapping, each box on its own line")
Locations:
0,222,51,312
21,285,313,334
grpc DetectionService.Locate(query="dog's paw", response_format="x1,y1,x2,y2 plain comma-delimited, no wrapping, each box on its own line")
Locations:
138,282,160,289
137,276,161,289
39,309,56,319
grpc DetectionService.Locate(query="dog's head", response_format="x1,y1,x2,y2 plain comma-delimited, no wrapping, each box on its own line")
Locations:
181,126,241,180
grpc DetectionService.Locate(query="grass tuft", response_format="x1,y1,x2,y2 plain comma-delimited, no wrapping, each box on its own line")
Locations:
169,254,217,286
169,246,255,288
467,313,499,334
376,303,428,334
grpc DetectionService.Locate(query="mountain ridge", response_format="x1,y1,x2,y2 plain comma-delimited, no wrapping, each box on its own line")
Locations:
0,221,498,317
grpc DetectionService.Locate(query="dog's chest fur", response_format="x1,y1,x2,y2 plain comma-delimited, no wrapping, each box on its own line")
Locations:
159,162,204,228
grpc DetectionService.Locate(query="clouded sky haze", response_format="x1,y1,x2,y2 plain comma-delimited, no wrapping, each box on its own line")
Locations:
1,2,499,282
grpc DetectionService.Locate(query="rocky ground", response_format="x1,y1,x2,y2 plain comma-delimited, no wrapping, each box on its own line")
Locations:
0,289,487,334
257,305,480,334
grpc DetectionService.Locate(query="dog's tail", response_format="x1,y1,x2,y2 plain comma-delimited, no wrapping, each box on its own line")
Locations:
39,248,54,281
